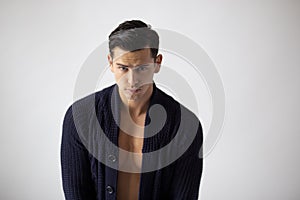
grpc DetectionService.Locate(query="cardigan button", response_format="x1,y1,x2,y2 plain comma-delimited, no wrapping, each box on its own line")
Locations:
106,185,114,194
108,154,116,162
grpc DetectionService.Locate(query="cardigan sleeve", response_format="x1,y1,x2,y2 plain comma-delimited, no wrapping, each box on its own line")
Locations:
168,122,203,200
60,106,97,200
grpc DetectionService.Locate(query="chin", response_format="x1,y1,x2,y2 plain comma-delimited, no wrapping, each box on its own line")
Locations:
125,93,141,101
119,84,151,102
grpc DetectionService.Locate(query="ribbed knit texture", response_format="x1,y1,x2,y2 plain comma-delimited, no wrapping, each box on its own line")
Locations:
61,83,203,200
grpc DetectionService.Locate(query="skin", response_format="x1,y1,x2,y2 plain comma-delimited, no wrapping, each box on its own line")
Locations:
108,47,162,200
108,47,162,136
108,47,162,113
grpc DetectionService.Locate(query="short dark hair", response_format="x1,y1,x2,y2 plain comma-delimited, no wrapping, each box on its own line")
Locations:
108,20,159,59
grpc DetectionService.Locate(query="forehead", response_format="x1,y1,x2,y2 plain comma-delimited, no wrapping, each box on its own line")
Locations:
112,47,153,66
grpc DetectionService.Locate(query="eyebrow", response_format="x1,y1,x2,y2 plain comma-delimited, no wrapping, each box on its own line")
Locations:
116,63,129,67
116,63,150,68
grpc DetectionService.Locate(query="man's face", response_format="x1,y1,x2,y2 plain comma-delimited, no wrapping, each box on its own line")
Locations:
108,47,162,101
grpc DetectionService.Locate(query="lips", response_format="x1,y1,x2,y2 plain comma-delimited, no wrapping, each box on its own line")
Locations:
126,87,142,94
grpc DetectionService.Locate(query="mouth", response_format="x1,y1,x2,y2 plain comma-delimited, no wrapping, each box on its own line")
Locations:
126,87,142,94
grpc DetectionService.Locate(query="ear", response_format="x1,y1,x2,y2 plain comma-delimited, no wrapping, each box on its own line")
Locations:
108,54,114,72
154,54,163,73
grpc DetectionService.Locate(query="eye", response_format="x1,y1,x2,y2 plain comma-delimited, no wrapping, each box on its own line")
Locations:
118,66,128,71
136,65,149,72
138,66,146,71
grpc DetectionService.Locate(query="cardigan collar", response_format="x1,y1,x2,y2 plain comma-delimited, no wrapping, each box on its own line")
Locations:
108,81,163,152
110,81,159,125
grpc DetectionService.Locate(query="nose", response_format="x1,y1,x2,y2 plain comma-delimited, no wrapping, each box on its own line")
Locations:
127,70,139,87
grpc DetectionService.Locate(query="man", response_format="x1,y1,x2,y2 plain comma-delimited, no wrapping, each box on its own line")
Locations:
61,20,203,200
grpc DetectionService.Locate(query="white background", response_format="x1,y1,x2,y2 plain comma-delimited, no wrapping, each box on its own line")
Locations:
1,0,300,199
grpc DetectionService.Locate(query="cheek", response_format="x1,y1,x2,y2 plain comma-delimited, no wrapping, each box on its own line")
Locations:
114,73,120,80
139,73,154,83
114,73,127,86
113,70,123,81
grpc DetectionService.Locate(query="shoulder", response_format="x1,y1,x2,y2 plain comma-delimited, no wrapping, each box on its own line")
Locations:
155,86,203,152
63,84,116,122
155,86,200,124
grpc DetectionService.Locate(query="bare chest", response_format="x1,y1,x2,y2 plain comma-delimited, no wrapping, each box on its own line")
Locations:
117,113,145,200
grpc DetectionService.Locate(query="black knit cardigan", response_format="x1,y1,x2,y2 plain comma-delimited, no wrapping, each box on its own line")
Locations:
61,83,203,200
